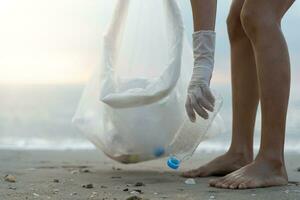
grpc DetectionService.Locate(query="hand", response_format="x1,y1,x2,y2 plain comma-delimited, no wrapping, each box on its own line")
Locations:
185,84,215,122
186,30,216,122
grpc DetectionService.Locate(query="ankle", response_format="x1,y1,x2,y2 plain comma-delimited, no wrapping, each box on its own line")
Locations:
255,152,285,166
226,149,253,163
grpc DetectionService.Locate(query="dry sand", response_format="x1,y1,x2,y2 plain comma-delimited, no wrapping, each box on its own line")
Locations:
0,150,299,200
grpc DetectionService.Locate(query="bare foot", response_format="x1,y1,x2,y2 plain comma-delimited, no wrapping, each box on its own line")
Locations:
182,152,252,178
209,159,288,189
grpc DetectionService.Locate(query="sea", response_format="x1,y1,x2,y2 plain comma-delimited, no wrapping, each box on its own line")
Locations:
0,84,299,153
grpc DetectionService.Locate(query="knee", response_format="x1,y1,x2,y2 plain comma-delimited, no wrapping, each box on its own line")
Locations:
227,8,244,42
240,6,276,40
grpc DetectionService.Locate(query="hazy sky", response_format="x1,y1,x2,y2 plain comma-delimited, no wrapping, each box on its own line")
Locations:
0,0,299,84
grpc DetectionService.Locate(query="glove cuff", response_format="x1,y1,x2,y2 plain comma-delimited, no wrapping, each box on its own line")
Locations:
192,30,216,85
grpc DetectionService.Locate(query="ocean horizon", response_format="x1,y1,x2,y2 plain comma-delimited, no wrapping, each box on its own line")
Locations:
0,83,299,153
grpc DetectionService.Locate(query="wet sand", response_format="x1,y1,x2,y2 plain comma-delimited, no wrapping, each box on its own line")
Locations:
0,150,299,200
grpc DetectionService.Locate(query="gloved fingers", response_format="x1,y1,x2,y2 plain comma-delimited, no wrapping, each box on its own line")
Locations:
197,95,214,112
202,86,215,106
185,96,196,122
190,95,209,119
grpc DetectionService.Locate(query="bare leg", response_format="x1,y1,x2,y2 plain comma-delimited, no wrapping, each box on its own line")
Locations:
183,0,257,178
210,0,294,189
190,0,217,31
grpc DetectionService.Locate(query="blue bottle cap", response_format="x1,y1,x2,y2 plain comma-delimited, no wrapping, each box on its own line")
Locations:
167,156,181,170
154,147,165,157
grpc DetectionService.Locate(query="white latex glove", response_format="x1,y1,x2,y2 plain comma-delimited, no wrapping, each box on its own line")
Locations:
186,31,216,122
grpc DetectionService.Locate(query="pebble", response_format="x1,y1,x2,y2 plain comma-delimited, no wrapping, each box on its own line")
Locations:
82,184,94,189
70,192,78,196
130,191,141,195
53,179,59,183
297,167,300,172
53,189,59,194
33,193,40,197
90,192,98,198
70,170,80,174
209,195,215,199
126,196,142,200
112,166,122,171
80,169,91,173
111,176,122,179
185,178,196,185
101,185,108,189
134,182,145,187
123,188,129,192
8,186,17,190
4,175,16,183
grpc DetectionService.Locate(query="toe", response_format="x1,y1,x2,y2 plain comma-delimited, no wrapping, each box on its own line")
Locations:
229,181,240,189
237,178,252,189
209,178,223,187
214,178,227,188
238,183,247,189
221,177,237,189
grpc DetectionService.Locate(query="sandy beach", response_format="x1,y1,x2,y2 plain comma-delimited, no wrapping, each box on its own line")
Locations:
0,150,299,200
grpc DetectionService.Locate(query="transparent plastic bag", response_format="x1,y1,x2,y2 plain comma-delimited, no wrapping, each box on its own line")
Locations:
73,0,224,167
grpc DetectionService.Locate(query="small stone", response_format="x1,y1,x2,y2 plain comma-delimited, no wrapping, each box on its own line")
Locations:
82,183,94,189
70,192,78,196
111,176,122,179
53,179,59,183
185,178,196,185
33,193,40,197
8,186,17,190
126,196,142,200
112,166,122,171
123,188,129,192
297,167,300,172
90,192,98,198
209,195,215,199
130,189,142,195
284,190,289,194
101,185,108,189
80,169,91,173
134,182,145,187
71,170,80,174
53,189,59,194
4,175,16,183
130,191,141,196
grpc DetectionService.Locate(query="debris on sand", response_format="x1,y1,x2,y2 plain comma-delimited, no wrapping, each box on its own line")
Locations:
130,189,143,195
134,182,145,187
70,170,80,174
80,168,91,173
33,193,40,197
89,191,98,198
8,186,17,190
101,185,108,189
53,189,59,194
4,175,16,183
126,196,142,200
123,188,129,192
53,179,59,183
70,192,78,196
185,178,196,185
111,176,122,179
297,167,300,172
112,166,122,171
82,183,94,189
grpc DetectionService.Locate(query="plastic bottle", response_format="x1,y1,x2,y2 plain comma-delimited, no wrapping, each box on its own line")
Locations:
166,94,223,170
